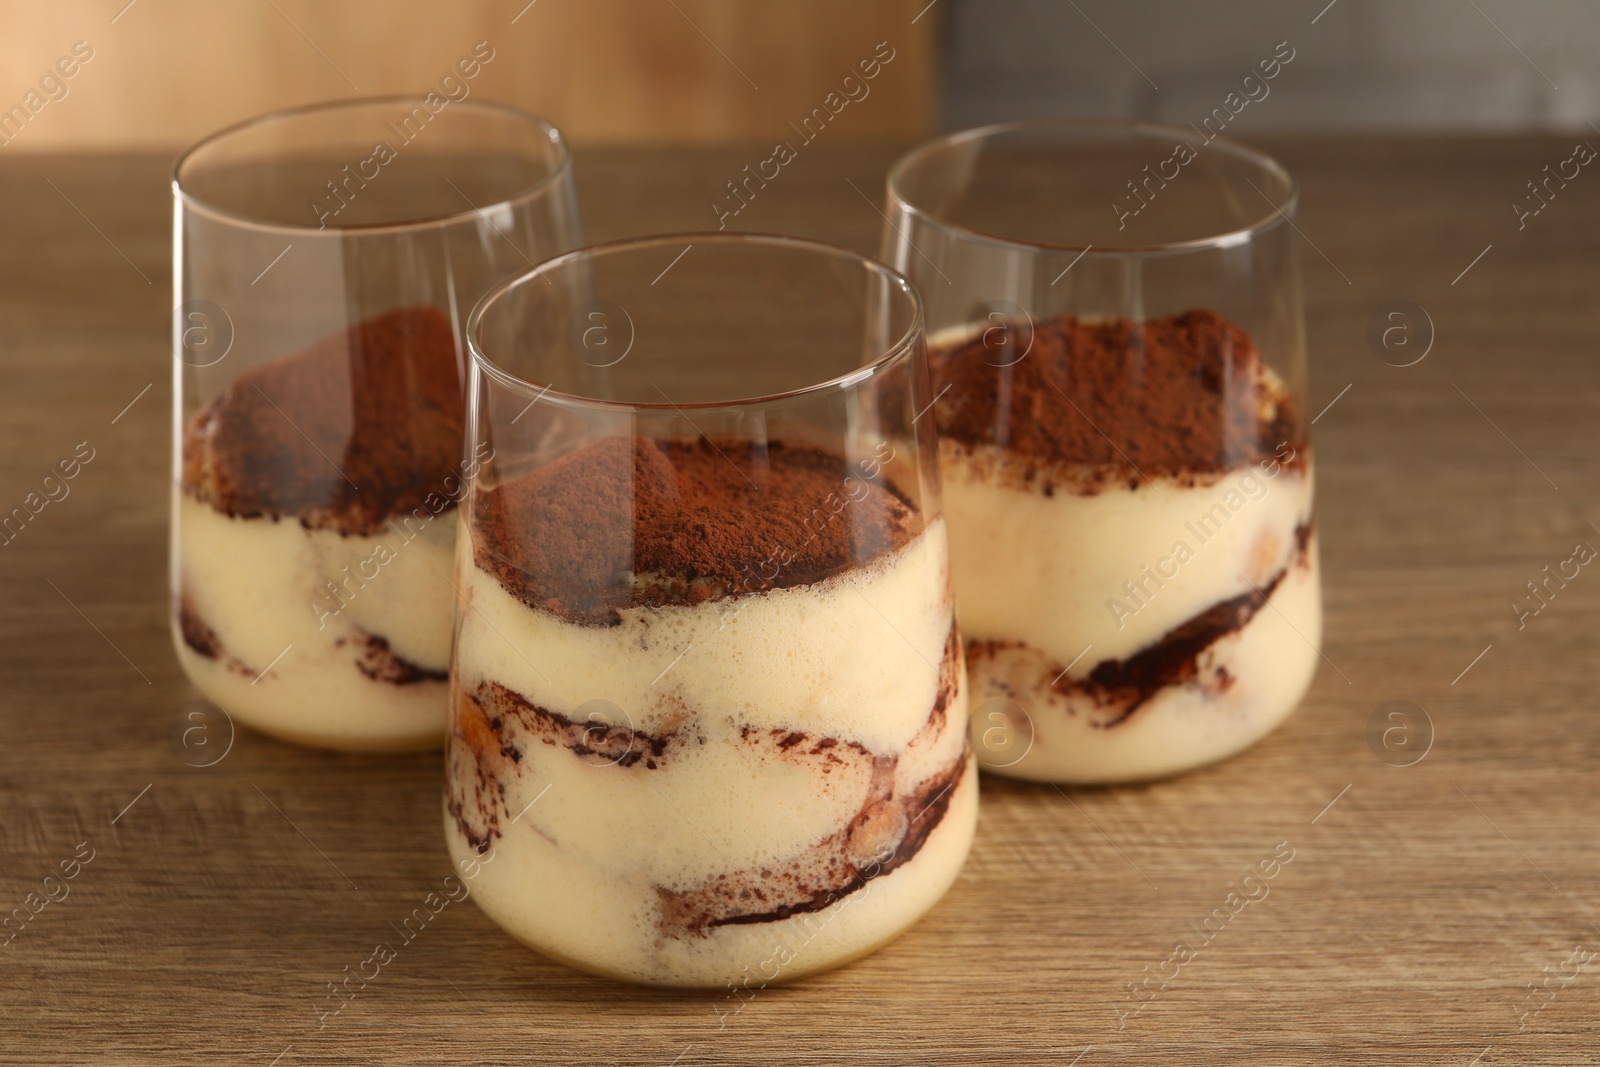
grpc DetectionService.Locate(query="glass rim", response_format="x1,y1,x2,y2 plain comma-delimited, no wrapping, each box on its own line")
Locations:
466,231,926,414
171,95,573,236
885,116,1300,256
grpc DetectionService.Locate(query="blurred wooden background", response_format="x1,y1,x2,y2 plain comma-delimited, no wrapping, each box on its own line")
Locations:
0,0,938,149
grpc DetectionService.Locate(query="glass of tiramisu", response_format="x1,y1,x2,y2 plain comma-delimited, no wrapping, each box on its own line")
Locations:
883,119,1321,783
448,233,977,987
172,98,582,751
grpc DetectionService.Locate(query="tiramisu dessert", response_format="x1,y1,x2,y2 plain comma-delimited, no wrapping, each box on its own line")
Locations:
934,308,1320,783
173,305,469,751
445,435,976,987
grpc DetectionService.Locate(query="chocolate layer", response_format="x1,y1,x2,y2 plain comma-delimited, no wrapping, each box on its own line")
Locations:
177,591,265,681
349,634,448,686
180,586,443,689
655,744,967,936
931,309,1302,489
181,305,465,535
446,679,691,854
971,520,1314,727
472,436,922,625
926,621,962,739
447,644,966,933
178,592,224,661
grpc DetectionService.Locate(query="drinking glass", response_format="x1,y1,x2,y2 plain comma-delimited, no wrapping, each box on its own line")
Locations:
883,119,1321,783
447,233,976,987
172,97,582,752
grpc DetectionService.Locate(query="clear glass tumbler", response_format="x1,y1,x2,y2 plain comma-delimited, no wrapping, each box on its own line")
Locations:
883,119,1321,784
172,98,582,752
447,234,976,987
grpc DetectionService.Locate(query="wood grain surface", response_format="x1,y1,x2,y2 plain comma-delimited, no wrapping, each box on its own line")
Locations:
2,137,1598,1066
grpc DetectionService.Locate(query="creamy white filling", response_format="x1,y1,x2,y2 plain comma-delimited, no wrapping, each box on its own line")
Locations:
446,760,977,987
943,445,1314,667
970,546,1322,783
456,519,956,760
943,450,1320,782
447,519,977,986
172,493,454,749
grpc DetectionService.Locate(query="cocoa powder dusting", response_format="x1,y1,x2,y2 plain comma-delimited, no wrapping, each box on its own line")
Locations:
181,305,464,534
473,437,922,624
931,309,1301,488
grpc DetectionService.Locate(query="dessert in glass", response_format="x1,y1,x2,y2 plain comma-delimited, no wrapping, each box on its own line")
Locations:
447,234,976,986
171,98,582,751
883,119,1321,783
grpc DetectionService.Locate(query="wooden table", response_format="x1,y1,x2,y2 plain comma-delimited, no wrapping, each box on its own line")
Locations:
2,138,1597,1066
